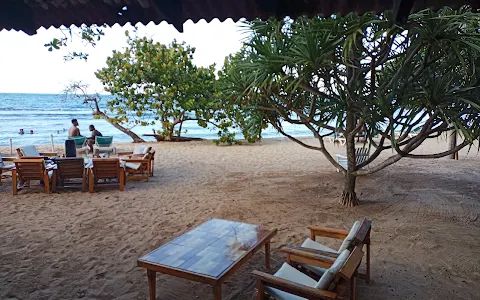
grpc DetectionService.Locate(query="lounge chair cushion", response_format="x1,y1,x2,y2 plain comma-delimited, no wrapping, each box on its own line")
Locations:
338,221,361,252
266,263,317,300
315,249,350,290
301,238,337,253
133,145,150,155
125,162,142,170
21,145,41,156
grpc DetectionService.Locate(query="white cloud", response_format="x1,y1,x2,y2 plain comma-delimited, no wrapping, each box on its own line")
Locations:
0,19,243,94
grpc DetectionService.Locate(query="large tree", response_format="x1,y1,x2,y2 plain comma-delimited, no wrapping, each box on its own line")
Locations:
96,33,219,141
221,7,480,206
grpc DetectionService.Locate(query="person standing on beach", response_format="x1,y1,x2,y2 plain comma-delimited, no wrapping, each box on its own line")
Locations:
87,125,103,152
69,119,81,137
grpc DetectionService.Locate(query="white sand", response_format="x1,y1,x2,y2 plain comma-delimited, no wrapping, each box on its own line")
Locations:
0,137,479,299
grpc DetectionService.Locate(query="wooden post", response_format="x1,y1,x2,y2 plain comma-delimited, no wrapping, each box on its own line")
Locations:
448,130,457,159
213,284,222,300
10,138,13,155
265,241,271,269
51,134,55,152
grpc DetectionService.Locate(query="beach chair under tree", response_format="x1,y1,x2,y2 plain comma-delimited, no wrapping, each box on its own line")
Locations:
253,246,364,300
336,148,370,172
16,145,58,158
93,136,116,157
88,158,125,193
68,136,89,156
12,158,53,195
52,157,87,192
282,218,372,284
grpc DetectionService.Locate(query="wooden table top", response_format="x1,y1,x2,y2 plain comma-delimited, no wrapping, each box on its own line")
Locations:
137,218,277,284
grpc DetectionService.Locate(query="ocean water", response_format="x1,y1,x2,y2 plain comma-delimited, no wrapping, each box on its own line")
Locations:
0,93,313,147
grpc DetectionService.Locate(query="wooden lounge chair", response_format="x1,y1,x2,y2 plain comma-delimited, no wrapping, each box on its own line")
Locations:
93,136,116,157
12,158,53,195
282,219,372,284
88,158,125,193
16,145,58,158
335,148,369,172
123,151,154,181
52,157,87,192
254,246,364,300
68,136,89,156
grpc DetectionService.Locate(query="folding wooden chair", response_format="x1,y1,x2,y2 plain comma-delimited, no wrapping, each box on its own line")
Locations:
53,157,87,192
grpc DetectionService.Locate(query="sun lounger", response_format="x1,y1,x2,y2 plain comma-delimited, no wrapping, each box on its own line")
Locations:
253,246,364,300
12,158,53,195
93,136,116,157
335,148,369,171
52,157,87,192
88,158,125,193
117,144,152,158
68,136,89,156
282,219,372,284
16,145,58,158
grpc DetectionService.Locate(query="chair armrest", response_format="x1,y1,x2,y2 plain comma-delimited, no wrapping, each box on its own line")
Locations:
281,246,336,269
116,151,133,156
122,159,148,163
308,226,349,240
39,152,58,157
252,270,337,300
2,157,17,161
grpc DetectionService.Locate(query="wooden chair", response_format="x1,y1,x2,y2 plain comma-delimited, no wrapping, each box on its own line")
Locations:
88,158,125,193
282,219,372,284
12,158,53,195
254,246,364,300
16,145,58,157
52,157,87,192
123,152,153,181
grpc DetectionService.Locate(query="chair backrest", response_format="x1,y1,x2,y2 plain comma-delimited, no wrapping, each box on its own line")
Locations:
92,158,120,179
68,136,87,147
18,145,41,157
353,218,372,246
133,144,152,155
95,136,113,147
14,158,46,181
56,157,85,179
355,148,369,165
338,246,364,281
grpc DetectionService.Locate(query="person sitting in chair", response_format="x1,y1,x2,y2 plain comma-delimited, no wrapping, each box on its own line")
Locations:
87,125,103,153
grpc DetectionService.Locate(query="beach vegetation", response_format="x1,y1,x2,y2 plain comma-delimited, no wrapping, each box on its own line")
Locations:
222,7,480,206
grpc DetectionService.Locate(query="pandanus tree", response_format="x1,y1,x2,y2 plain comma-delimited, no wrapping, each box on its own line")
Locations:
220,7,480,206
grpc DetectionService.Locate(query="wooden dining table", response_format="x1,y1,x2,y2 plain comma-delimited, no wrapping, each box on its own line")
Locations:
137,218,277,300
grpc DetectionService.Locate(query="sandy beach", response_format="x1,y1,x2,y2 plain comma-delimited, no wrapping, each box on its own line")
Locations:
0,137,479,300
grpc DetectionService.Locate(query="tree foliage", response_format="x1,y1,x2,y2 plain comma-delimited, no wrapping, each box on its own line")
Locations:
222,7,480,206
95,32,221,141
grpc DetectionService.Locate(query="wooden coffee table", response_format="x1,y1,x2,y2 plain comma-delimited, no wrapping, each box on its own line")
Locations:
137,218,277,300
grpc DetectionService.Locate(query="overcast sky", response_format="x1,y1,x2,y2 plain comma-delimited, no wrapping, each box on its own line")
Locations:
0,19,244,94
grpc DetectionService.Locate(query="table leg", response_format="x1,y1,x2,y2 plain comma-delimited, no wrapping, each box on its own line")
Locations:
265,241,271,269
147,270,156,300
213,283,221,300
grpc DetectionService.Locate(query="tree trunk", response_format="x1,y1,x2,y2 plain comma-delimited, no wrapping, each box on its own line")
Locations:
94,111,145,143
340,171,359,206
340,108,360,206
448,130,457,159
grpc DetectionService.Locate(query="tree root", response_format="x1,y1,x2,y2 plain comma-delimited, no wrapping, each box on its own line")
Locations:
340,191,360,206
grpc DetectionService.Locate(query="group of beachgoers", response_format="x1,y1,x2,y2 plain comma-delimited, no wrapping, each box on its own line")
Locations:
69,119,103,153
18,129,34,135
